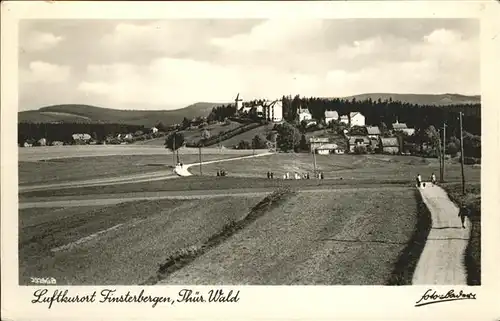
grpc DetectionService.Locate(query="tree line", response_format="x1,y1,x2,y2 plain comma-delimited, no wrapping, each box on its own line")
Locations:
18,122,147,144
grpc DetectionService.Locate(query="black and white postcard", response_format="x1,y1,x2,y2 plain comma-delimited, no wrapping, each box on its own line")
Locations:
1,1,499,320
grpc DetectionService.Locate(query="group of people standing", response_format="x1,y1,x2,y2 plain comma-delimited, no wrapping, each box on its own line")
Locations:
216,169,227,176
268,171,324,180
416,172,437,188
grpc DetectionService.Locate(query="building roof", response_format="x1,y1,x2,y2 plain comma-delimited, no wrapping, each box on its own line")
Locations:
324,110,339,118
366,126,381,135
350,112,364,118
400,128,415,135
348,136,370,144
72,133,91,140
316,143,338,150
309,137,330,143
380,137,400,147
392,122,408,130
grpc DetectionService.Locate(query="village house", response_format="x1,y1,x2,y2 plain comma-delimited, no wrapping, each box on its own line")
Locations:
339,115,349,125
366,126,381,139
298,107,312,122
379,137,400,154
392,120,415,136
348,135,370,153
150,127,158,134
315,143,339,155
349,112,365,127
263,100,283,122
324,110,339,124
72,133,92,144
309,137,330,154
51,141,64,146
37,138,47,146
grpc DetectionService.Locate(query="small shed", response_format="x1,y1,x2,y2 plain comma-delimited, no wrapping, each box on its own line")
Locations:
315,143,339,155
366,126,381,139
380,137,400,154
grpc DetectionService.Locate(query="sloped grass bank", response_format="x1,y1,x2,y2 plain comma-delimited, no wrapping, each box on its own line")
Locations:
387,189,432,285
142,187,294,285
443,183,481,285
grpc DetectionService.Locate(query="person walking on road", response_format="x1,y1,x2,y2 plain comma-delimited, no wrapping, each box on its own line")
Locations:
267,171,270,179
458,205,470,229
431,173,437,186
416,174,422,187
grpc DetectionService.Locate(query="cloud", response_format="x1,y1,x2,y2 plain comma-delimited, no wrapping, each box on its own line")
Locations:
22,61,71,84
19,20,480,111
424,28,462,45
21,31,64,51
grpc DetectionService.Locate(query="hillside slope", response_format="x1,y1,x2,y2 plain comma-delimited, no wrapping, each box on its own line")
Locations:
18,102,226,127
340,93,480,106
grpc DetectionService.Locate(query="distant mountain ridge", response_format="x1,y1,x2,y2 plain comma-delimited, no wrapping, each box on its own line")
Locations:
18,102,225,127
18,93,480,126
339,93,480,106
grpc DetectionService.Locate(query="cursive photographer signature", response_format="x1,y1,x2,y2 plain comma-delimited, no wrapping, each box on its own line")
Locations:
415,289,476,307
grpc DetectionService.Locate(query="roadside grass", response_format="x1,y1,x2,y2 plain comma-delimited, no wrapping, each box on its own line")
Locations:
142,186,293,285
159,187,419,285
18,153,249,185
442,182,481,285
19,196,264,285
387,189,432,285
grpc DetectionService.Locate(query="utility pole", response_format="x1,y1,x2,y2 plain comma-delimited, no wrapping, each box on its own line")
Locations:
172,133,176,167
459,112,466,195
312,146,317,177
442,122,447,182
438,129,443,182
199,144,202,176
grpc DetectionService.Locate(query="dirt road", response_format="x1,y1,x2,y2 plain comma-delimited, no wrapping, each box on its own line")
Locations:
412,183,471,285
19,185,407,209
175,152,274,176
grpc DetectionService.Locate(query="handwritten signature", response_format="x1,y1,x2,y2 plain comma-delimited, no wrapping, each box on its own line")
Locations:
415,289,476,307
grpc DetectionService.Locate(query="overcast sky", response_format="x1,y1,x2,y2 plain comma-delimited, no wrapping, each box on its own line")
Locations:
19,19,479,111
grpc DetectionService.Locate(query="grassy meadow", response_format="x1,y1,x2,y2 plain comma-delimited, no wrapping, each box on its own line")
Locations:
19,196,263,285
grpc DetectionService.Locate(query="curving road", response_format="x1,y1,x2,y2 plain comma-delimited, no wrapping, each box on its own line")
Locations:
412,183,471,285
174,152,274,176
19,151,274,192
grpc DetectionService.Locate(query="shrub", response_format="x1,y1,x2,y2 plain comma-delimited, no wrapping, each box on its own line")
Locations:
353,145,367,154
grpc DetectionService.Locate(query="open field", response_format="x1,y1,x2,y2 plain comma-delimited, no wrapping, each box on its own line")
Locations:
19,153,251,186
19,196,263,285
213,123,275,147
159,188,418,285
19,145,257,162
192,153,481,182
19,186,421,285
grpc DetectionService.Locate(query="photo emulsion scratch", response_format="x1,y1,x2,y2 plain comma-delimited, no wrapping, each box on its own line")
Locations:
16,17,482,289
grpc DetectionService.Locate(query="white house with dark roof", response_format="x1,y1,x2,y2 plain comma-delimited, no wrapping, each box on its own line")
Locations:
324,110,339,124
298,107,312,122
263,100,283,122
349,112,365,127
